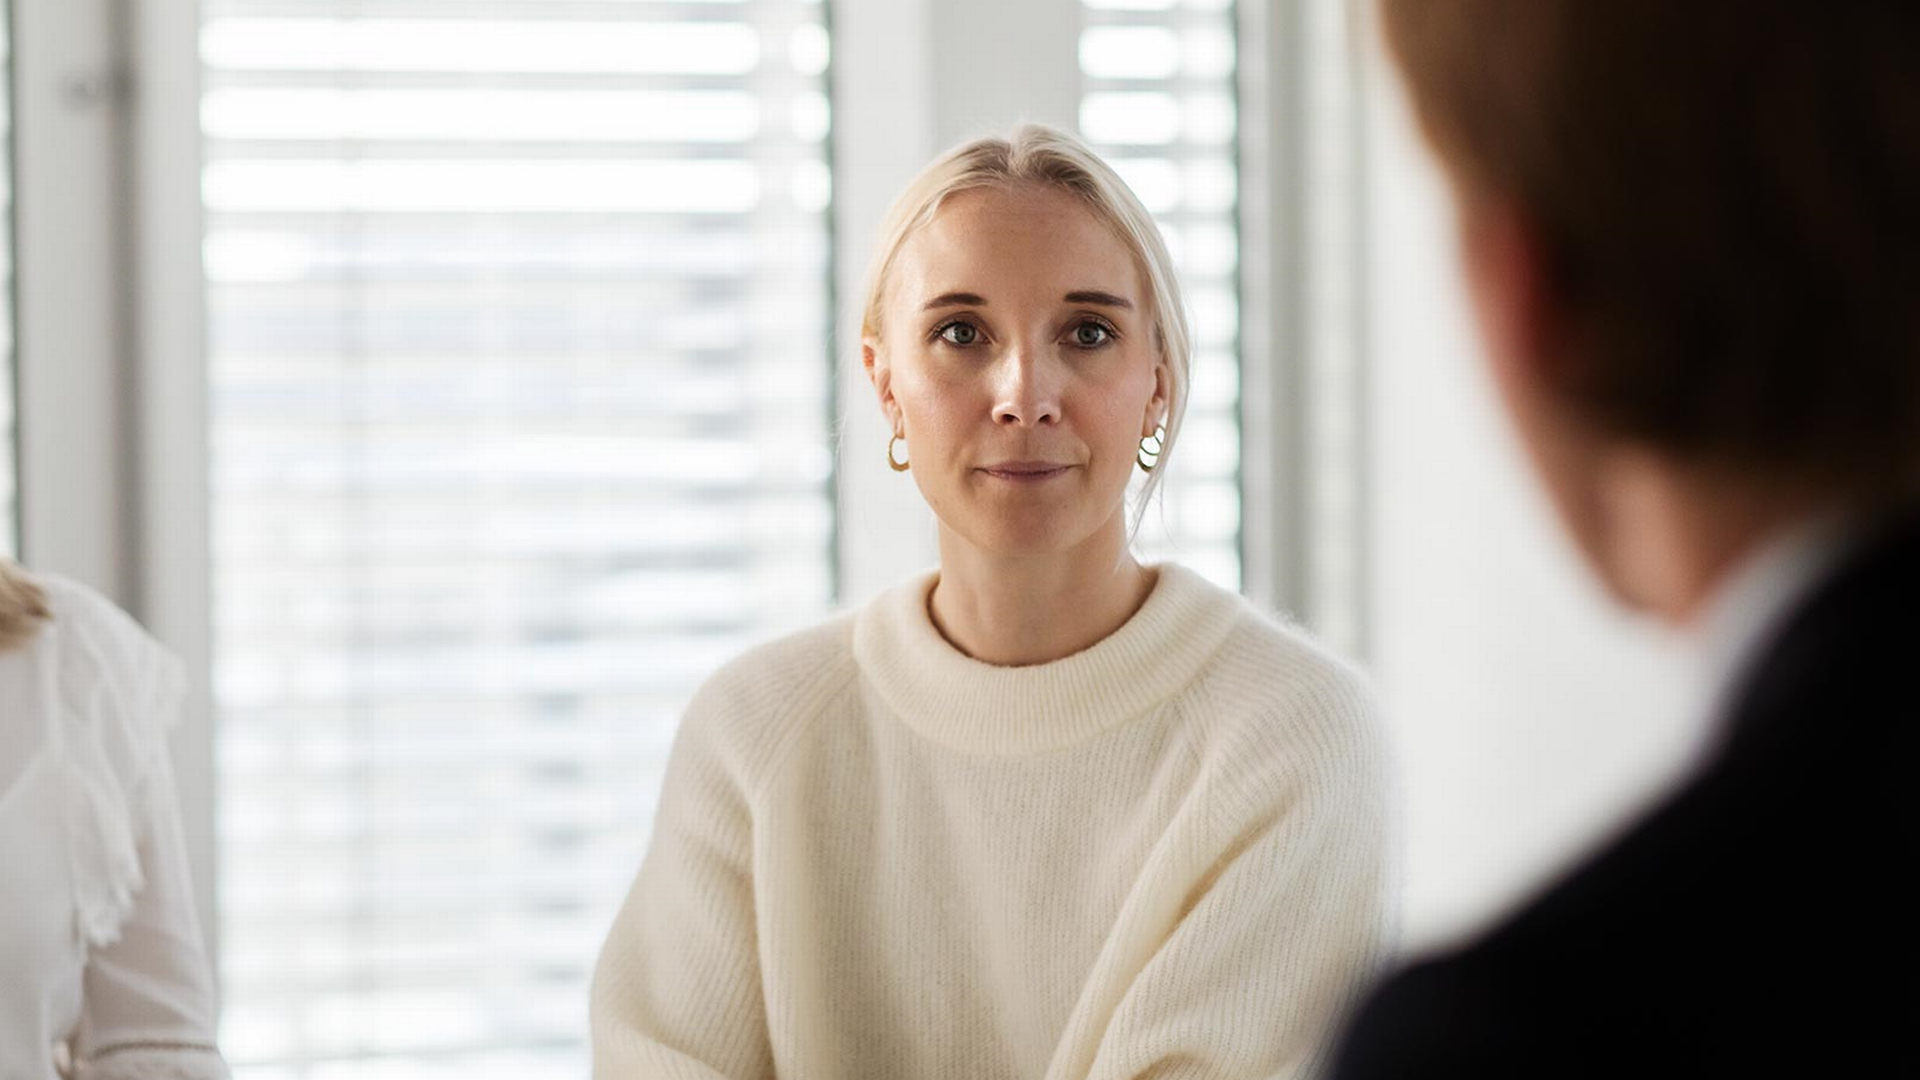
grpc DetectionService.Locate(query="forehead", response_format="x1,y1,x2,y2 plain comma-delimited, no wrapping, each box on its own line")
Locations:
892,184,1145,304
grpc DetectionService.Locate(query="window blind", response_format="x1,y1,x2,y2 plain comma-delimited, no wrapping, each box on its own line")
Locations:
1080,0,1242,591
202,2,835,1075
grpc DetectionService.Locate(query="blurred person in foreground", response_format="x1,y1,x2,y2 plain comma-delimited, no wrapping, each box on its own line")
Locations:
591,124,1390,1079
1,561,229,1079
1331,3,1920,1076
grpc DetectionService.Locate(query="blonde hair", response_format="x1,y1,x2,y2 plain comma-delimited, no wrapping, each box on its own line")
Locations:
859,123,1194,520
0,560,50,651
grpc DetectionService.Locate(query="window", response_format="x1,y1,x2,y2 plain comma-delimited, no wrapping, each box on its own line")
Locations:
1080,0,1241,591
202,2,834,1074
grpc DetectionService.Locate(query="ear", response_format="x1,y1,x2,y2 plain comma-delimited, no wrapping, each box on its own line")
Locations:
863,334,902,434
1457,194,1563,413
1142,356,1172,438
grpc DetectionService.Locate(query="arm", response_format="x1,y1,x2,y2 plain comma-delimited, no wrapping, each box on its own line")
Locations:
1085,711,1392,1080
591,691,774,1080
73,749,230,1080
47,578,230,1080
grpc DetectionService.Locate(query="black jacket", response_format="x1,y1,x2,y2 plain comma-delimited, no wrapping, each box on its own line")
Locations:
1327,506,1920,1078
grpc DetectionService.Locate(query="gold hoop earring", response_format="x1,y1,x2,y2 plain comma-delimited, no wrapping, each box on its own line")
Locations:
1136,425,1165,473
888,434,910,472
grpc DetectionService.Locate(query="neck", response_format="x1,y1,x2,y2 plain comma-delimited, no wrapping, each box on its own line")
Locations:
929,513,1155,666
1601,453,1838,626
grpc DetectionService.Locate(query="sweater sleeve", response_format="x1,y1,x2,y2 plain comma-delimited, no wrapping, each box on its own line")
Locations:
1083,687,1393,1080
74,751,230,1080
590,675,775,1080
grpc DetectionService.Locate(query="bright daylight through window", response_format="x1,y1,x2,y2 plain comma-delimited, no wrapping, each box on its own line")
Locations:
202,3,834,1074
1081,0,1242,590
202,1,1239,1074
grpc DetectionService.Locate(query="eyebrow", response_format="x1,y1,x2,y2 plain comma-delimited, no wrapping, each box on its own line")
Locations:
919,290,1134,311
922,292,987,311
1063,290,1133,310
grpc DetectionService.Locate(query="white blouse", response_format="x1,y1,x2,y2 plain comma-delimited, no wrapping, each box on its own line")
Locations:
0,574,228,1080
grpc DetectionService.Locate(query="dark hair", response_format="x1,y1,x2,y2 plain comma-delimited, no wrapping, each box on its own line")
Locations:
1381,0,1920,501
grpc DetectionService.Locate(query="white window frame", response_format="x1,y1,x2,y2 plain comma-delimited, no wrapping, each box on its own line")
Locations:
11,0,218,960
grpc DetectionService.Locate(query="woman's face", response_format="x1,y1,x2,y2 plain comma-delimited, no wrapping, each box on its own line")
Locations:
865,184,1170,559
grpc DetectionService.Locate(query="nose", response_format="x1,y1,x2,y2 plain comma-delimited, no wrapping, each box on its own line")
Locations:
992,342,1062,428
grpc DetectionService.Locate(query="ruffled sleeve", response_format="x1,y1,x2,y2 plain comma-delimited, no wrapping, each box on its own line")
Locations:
40,576,228,1079
46,577,192,950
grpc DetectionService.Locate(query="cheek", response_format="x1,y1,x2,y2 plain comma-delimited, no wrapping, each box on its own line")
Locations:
1091,401,1143,455
890,360,972,451
1079,366,1158,471
1099,361,1158,432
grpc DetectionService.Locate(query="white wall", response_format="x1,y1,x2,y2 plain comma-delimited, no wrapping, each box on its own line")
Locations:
12,0,132,597
1355,30,1706,951
830,0,941,605
831,0,1085,607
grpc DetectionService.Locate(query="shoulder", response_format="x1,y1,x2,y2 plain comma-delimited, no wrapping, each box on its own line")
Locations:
30,576,192,948
690,612,859,717
1220,595,1378,726
672,611,861,786
1174,574,1387,798
39,573,173,666
37,574,189,757
40,573,186,709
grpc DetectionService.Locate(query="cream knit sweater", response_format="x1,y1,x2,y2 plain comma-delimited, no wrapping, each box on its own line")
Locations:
592,564,1390,1079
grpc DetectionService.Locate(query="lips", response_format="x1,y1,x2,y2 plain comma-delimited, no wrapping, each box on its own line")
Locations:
978,460,1075,481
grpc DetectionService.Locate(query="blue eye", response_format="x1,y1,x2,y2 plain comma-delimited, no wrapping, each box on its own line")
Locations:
938,321,981,346
1072,321,1113,348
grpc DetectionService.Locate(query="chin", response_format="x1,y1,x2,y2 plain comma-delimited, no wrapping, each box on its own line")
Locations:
977,527,1081,558
962,513,1098,559
934,484,1129,560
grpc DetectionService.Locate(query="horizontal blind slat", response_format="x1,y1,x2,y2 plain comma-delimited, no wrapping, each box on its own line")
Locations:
1080,0,1243,590
207,2,833,1072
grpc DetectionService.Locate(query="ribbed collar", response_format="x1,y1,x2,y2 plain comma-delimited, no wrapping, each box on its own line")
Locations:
851,563,1246,755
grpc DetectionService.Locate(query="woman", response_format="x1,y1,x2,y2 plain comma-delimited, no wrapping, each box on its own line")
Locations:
593,125,1389,1079
1,561,229,1079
